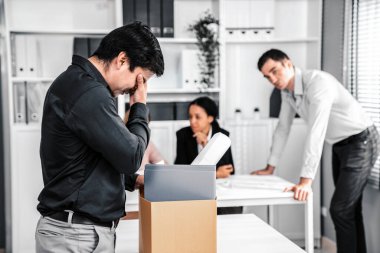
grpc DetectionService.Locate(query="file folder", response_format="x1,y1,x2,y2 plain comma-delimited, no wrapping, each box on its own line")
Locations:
25,36,41,77
122,0,135,25
161,0,174,37
135,0,148,25
73,37,89,58
148,0,161,37
13,35,27,77
26,82,48,123
181,50,201,89
89,38,102,56
144,164,216,202
13,82,27,123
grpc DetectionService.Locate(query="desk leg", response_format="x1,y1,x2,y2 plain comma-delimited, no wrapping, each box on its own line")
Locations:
305,192,314,253
267,205,274,226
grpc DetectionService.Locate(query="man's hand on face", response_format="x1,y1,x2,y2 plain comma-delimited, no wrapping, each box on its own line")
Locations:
130,74,147,105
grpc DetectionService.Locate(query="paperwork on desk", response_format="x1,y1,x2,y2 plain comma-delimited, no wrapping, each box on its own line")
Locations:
144,133,231,202
217,175,293,191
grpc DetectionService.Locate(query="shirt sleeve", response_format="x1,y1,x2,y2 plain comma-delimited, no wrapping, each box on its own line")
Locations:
268,93,296,167
147,142,165,164
66,86,150,175
300,79,335,179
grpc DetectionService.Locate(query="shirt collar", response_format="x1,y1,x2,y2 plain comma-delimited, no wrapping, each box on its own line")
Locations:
72,55,108,88
294,67,303,96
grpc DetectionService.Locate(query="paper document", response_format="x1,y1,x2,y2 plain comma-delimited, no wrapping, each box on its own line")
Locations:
191,132,231,165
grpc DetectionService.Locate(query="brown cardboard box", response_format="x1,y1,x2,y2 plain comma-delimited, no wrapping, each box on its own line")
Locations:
138,191,217,253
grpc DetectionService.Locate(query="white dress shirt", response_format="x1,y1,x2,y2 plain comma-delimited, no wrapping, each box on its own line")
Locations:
268,68,372,179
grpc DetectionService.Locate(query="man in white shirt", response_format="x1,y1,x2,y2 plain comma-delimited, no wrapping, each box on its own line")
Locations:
251,49,379,253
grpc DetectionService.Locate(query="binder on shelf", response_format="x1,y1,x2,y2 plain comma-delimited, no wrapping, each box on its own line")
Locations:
73,37,89,58
13,82,27,123
161,0,174,37
13,35,27,77
122,0,135,25
89,38,102,56
224,0,275,41
25,36,42,77
148,0,161,37
181,49,201,89
135,0,148,25
175,101,190,120
26,82,48,124
147,102,175,121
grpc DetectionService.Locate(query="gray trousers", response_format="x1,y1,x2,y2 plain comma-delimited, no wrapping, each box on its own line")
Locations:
35,216,116,253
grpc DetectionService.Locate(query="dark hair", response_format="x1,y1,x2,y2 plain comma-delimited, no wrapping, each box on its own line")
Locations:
188,96,220,130
93,22,164,76
257,49,290,71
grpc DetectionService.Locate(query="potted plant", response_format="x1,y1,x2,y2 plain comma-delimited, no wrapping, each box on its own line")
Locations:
188,11,219,89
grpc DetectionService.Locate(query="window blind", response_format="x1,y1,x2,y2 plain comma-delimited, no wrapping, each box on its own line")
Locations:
349,0,380,189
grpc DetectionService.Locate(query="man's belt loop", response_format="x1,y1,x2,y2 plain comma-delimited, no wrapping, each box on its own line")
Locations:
65,210,74,227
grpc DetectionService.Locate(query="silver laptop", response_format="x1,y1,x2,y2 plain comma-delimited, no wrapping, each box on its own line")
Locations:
144,164,216,202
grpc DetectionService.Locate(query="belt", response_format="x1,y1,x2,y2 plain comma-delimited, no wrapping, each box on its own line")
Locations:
47,211,119,228
335,126,374,146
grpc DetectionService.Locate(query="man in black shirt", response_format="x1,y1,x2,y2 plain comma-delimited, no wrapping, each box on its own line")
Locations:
35,22,164,252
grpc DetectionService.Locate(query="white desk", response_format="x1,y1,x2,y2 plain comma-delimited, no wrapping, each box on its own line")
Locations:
115,214,305,253
125,175,313,253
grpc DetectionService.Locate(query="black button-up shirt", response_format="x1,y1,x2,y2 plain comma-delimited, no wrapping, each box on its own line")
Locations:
37,55,150,222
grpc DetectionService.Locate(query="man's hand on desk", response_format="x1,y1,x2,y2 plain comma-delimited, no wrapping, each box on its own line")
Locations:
250,164,275,175
216,164,233,178
284,177,313,201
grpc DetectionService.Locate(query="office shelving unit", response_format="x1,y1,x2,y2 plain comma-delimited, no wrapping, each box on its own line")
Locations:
2,0,322,251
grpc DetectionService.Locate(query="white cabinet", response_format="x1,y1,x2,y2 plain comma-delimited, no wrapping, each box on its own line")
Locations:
149,120,189,163
11,128,42,253
225,119,273,174
220,0,322,120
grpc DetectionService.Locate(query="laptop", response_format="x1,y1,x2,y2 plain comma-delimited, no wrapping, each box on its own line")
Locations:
144,164,216,202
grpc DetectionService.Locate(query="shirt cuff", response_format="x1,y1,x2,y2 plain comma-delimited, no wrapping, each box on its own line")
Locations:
129,103,148,120
300,158,319,179
268,155,279,167
125,173,139,192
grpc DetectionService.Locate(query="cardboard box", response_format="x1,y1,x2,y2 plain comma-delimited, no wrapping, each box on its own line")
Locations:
139,191,217,253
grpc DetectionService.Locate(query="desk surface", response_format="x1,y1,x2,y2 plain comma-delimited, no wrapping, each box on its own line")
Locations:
125,175,297,210
216,175,294,200
115,214,305,253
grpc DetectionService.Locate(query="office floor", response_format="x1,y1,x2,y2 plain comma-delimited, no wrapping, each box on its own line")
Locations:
0,247,335,253
314,237,336,253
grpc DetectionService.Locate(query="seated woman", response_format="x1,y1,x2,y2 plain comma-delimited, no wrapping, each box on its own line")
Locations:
174,96,242,215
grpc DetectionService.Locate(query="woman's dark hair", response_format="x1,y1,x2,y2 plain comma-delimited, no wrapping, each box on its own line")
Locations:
93,22,164,76
257,49,290,71
188,96,220,130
